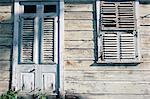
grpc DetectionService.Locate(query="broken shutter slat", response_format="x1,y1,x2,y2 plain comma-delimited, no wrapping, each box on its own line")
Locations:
101,1,117,30
20,18,35,63
41,17,55,64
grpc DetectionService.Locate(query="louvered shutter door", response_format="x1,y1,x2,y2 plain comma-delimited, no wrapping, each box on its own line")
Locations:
120,32,136,60
41,18,55,63
20,18,35,63
102,32,118,61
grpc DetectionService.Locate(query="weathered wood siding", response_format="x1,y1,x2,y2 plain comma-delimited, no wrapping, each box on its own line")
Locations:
0,0,13,94
64,1,150,99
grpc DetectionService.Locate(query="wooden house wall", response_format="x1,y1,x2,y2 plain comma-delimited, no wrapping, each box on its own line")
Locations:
64,1,150,99
0,0,13,94
0,0,150,99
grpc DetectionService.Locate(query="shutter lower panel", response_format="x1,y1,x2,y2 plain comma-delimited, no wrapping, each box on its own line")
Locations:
101,31,136,62
20,18,35,63
102,32,118,60
120,32,135,60
41,18,55,63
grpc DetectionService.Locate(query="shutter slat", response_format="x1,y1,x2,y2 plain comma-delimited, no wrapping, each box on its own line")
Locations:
41,18,55,63
21,18,34,63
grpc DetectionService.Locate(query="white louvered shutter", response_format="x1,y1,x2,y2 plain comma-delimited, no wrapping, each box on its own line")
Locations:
99,0,137,62
41,17,55,63
118,2,135,29
120,32,136,60
20,18,35,63
102,32,118,61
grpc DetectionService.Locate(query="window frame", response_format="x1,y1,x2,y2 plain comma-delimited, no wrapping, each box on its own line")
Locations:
96,0,141,63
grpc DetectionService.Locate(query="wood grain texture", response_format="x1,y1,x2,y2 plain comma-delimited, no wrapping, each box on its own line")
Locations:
65,81,150,94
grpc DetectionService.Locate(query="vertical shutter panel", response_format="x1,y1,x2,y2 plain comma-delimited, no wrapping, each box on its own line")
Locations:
102,32,118,61
101,1,117,30
120,32,135,60
118,2,135,29
41,18,55,63
21,18,35,63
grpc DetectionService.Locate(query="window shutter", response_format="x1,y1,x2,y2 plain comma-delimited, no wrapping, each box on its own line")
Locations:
41,17,55,63
118,2,135,29
120,32,136,60
20,18,35,63
101,31,136,62
100,1,135,30
102,32,118,61
100,1,117,30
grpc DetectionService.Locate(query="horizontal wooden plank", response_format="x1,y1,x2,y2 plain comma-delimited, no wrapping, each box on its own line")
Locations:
64,60,150,70
140,18,150,26
64,31,94,41
65,70,150,81
64,49,94,58
65,94,150,99
0,81,9,92
0,0,12,3
0,13,13,23
65,81,150,94
0,70,10,80
65,12,93,19
0,48,11,60
65,4,93,12
65,40,94,48
64,0,95,3
0,32,12,37
65,20,95,30
140,5,150,16
0,23,13,33
0,61,10,70
0,4,12,12
0,37,12,46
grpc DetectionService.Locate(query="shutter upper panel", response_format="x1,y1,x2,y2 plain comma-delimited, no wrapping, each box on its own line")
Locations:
100,1,136,30
102,32,118,61
20,18,35,63
118,2,135,29
120,32,136,60
41,18,55,64
100,1,117,30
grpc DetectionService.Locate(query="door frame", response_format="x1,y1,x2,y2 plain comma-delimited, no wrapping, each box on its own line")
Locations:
12,0,64,96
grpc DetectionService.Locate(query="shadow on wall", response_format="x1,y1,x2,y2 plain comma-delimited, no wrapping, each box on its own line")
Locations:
0,1,14,92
